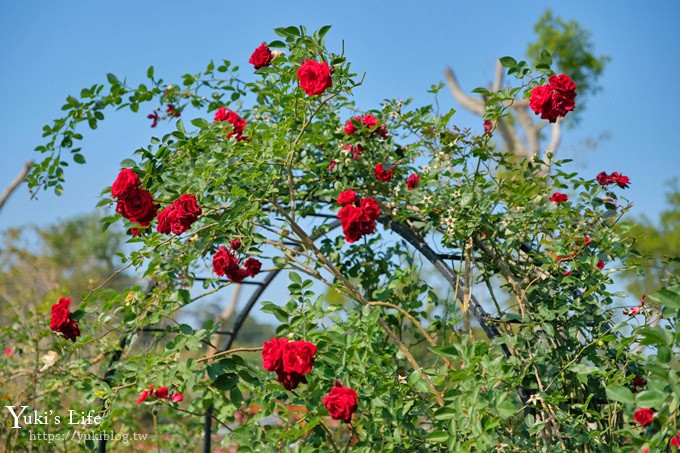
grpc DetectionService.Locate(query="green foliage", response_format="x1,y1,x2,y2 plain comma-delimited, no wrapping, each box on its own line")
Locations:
2,25,675,452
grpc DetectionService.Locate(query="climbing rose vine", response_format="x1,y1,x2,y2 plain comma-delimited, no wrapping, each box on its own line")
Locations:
7,25,679,453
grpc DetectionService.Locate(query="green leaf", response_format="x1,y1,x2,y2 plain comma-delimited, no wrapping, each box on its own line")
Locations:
635,389,666,408
289,272,302,284
318,25,332,39
497,400,517,419
120,159,136,168
434,407,456,420
647,285,680,309
191,118,210,129
146,66,154,79
73,153,86,164
70,309,86,321
213,373,238,391
499,56,517,68
427,431,449,443
605,385,634,404
106,73,119,85
268,40,286,49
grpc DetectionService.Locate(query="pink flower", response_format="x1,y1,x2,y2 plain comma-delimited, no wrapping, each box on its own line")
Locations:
549,192,568,203
4,347,13,357
297,60,332,96
249,42,273,69
406,173,420,190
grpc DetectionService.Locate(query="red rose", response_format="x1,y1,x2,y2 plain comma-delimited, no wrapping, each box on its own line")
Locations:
483,120,493,135
136,387,153,404
328,159,337,171
262,337,288,372
633,408,654,427
549,192,568,203
147,111,159,128
338,190,359,206
406,173,420,190
276,370,307,390
230,239,242,250
249,42,274,69
214,107,229,122
529,74,577,123
343,144,364,160
597,259,605,270
374,163,395,182
282,340,317,375
171,392,184,403
338,204,369,243
166,104,180,118
670,432,680,447
361,114,378,129
155,386,169,399
323,381,358,423
111,168,141,199
297,59,332,96
213,246,240,277
116,188,157,226
243,258,262,277
50,297,81,342
344,117,359,135
174,194,202,228
359,197,380,221
156,204,177,234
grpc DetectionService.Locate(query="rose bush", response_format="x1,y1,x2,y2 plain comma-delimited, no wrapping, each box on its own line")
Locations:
4,25,678,452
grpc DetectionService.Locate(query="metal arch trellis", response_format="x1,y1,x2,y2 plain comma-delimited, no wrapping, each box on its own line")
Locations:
98,214,521,453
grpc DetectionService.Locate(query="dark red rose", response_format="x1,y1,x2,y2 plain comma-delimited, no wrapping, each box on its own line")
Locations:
483,120,493,135
249,42,274,69
230,239,242,250
406,173,420,190
50,297,81,342
633,408,654,427
297,59,332,96
323,381,358,423
130,228,140,236
614,173,630,189
597,259,605,270
338,190,359,206
243,258,262,277
116,188,157,226
166,104,180,118
282,340,317,375
276,370,307,390
343,144,364,160
338,204,369,243
374,163,395,182
174,194,202,226
213,246,240,277
344,117,359,135
670,432,680,447
156,204,177,234
549,192,568,203
529,74,577,123
147,111,159,128
596,171,610,186
359,197,380,221
111,168,141,199
262,337,288,372
136,387,153,404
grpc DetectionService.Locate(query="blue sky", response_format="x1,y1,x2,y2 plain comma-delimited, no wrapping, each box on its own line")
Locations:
1,0,679,232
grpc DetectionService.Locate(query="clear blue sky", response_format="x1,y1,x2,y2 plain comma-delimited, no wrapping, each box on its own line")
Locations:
1,0,679,231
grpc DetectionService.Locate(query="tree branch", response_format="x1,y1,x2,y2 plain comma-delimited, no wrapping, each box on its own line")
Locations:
0,161,32,213
444,67,485,115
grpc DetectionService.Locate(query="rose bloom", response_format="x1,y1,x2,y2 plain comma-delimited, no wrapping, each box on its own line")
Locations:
147,111,159,128
276,370,307,390
633,408,654,427
670,431,680,447
343,144,363,160
483,119,493,135
282,340,317,375
338,190,359,206
374,163,395,182
116,188,157,226
213,246,240,277
157,194,201,235
171,392,184,403
344,117,359,135
249,42,273,69
243,257,262,277
50,297,81,342
230,238,242,250
406,173,420,190
529,74,577,123
323,381,358,423
549,192,568,203
111,168,141,199
297,59,332,96
338,204,372,243
262,337,288,372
